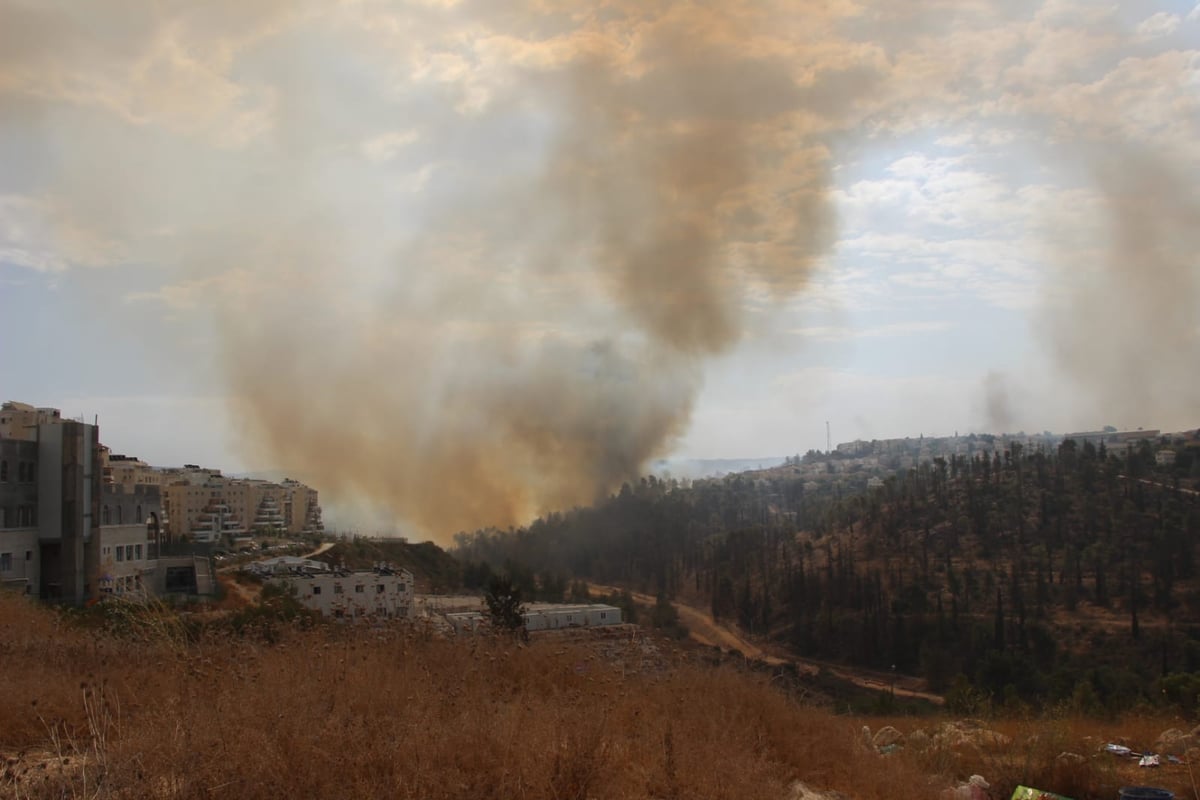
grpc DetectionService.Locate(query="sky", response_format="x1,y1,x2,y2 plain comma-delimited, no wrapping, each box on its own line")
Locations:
1,0,1198,539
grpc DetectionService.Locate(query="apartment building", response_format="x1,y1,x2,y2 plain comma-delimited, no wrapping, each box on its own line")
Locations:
161,473,323,544
1,402,221,604
275,565,413,619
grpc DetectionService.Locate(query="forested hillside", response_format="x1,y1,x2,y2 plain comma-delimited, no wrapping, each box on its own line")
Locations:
454,438,1200,713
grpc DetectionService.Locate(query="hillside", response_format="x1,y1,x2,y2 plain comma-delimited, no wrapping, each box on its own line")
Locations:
2,592,1195,799
313,538,462,592
454,437,1200,715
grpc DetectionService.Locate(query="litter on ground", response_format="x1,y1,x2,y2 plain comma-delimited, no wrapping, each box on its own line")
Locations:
1010,786,1073,800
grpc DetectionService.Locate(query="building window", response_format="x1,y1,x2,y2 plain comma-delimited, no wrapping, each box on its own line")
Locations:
25,550,31,561
397,583,406,593
135,544,142,560
125,545,134,561
102,506,110,524
16,463,23,482
334,584,343,594
116,506,123,524
116,547,124,562
377,584,385,594
0,460,7,482
355,585,364,593
312,586,321,595
0,553,11,571
136,505,142,522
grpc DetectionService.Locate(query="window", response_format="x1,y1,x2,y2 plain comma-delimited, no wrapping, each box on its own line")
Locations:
334,584,343,594
25,550,31,561
397,583,406,593
600,612,607,620
0,460,7,482
116,548,124,562
312,586,322,595
0,553,11,571
136,505,142,523
125,545,134,561
135,544,142,560
377,584,385,594
355,584,364,593
102,506,110,525
16,463,23,482
116,506,123,524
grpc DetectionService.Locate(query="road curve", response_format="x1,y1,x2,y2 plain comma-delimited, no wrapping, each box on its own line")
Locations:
587,582,944,705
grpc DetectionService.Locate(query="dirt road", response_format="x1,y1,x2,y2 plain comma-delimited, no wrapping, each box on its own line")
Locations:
588,582,944,705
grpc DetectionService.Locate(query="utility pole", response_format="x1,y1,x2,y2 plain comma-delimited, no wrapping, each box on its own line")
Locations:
826,421,831,454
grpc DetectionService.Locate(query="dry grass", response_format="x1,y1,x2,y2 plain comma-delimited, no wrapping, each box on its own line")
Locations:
862,712,1199,799
0,592,1192,800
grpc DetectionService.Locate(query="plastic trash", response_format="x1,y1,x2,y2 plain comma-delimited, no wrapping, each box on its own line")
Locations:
1138,754,1161,767
1106,743,1134,757
1009,786,1073,800
944,775,989,800
1118,788,1174,800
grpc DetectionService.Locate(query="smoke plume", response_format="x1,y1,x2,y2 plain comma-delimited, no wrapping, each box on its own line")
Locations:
208,1,864,537
1039,147,1200,430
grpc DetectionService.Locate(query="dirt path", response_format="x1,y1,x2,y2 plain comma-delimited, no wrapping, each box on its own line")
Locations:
588,582,944,705
588,583,786,665
303,541,335,558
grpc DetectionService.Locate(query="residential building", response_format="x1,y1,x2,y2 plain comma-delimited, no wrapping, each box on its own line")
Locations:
274,565,413,619
444,603,624,634
162,473,323,544
1156,450,1177,467
0,411,100,603
2,402,219,604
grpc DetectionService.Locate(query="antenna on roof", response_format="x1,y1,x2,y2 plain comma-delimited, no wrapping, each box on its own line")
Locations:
826,420,831,453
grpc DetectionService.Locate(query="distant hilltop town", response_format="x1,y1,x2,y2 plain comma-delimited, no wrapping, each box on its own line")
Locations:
732,426,1198,496
0,400,323,605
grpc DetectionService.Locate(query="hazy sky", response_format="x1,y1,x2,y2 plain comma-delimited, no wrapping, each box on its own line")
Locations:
1,1,1197,536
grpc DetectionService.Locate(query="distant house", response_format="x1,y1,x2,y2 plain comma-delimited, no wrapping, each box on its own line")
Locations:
274,565,413,619
867,476,884,489
1156,450,1177,466
523,603,622,631
445,603,624,635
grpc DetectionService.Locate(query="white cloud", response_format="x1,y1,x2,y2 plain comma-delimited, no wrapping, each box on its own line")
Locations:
1190,3,1200,23
790,321,954,341
360,129,420,163
1136,11,1182,40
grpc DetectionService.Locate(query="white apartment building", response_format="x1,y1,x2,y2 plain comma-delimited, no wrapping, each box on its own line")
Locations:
275,566,413,619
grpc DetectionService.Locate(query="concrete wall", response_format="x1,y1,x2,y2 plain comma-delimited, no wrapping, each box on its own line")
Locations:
523,604,622,631
95,523,153,597
0,527,40,595
278,570,413,619
36,421,99,603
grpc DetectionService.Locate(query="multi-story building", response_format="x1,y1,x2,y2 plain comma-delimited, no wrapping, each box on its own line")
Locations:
1,402,221,604
161,473,322,544
0,405,100,603
274,565,413,619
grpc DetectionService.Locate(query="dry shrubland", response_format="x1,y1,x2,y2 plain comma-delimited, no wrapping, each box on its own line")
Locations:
0,593,1195,800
